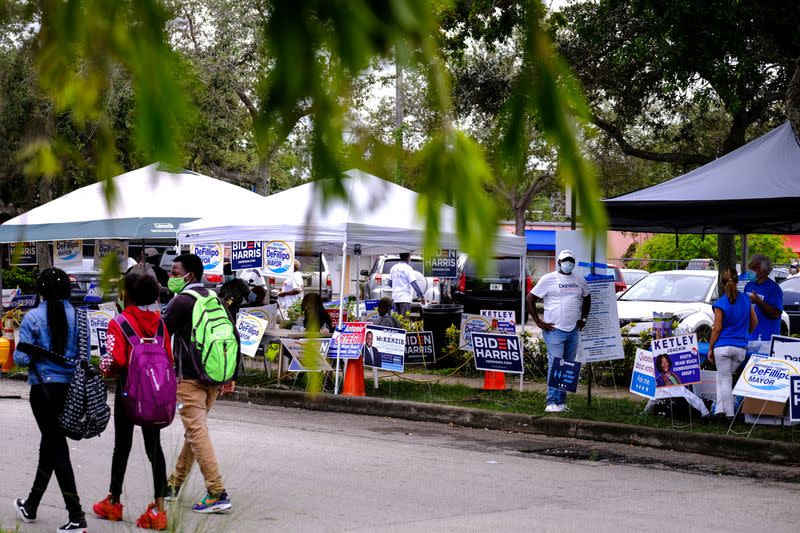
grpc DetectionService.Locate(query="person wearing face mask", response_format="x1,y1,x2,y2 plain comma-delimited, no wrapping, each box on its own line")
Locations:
526,250,591,413
743,253,783,342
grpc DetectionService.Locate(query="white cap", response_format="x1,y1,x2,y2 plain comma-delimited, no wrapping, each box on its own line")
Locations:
557,249,576,262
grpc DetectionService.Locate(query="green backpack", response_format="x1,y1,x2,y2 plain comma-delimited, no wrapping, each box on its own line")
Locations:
184,290,239,384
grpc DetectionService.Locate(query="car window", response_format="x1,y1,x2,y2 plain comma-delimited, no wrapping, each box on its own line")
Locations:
297,254,323,272
464,258,520,277
381,259,424,274
619,274,714,303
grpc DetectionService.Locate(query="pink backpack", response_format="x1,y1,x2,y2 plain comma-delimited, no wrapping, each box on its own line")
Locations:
116,315,177,428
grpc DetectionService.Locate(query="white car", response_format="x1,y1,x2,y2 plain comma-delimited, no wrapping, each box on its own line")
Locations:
617,270,790,342
620,268,649,286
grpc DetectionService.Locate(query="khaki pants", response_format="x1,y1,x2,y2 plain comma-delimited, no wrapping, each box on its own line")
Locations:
168,379,224,495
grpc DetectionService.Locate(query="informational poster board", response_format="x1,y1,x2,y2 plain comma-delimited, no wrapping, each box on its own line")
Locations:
471,332,523,374
284,338,333,372
629,348,656,399
459,313,492,352
424,249,458,278
54,240,82,269
405,331,436,365
651,334,701,388
363,325,406,372
231,241,264,271
577,275,624,363
93,239,129,270
9,242,37,266
326,322,367,360
190,243,224,275
236,313,269,357
547,357,581,392
733,353,800,402
263,240,295,276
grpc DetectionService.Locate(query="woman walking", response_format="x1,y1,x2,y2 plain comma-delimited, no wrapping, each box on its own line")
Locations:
93,273,173,530
708,268,758,418
13,268,87,532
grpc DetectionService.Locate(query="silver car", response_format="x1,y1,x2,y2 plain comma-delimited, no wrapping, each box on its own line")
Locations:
360,255,441,316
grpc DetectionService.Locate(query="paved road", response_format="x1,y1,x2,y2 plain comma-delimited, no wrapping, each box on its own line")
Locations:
0,379,798,532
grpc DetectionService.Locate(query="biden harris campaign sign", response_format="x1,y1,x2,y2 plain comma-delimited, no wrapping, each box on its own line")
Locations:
471,332,523,374
231,241,263,271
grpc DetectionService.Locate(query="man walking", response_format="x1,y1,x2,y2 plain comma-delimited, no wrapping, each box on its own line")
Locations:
526,250,591,413
163,253,238,513
744,253,783,341
388,253,425,316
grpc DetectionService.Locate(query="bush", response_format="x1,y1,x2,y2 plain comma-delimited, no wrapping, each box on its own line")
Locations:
2,266,37,294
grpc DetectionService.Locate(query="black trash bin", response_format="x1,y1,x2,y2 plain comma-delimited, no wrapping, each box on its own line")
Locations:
422,303,463,366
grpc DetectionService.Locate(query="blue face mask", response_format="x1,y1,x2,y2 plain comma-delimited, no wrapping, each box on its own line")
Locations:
247,291,257,303
559,261,575,274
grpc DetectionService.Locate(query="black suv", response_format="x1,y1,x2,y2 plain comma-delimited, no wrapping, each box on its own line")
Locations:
450,256,531,323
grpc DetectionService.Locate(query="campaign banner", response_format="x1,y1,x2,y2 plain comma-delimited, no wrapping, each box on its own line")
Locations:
190,243,224,275
472,332,524,374
769,335,800,364
651,334,701,388
326,322,367,360
629,348,656,399
231,241,263,271
424,249,458,278
405,331,436,365
93,239,129,270
283,339,334,372
54,240,82,269
84,279,104,303
9,242,37,266
2,288,20,308
363,325,406,372
577,275,624,363
88,308,117,349
790,376,800,422
460,313,492,352
263,240,295,276
236,313,268,357
9,294,37,309
732,354,800,402
547,357,581,392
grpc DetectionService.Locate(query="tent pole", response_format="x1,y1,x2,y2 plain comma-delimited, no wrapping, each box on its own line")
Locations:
334,241,348,395
519,254,526,392
741,234,749,274
587,232,596,407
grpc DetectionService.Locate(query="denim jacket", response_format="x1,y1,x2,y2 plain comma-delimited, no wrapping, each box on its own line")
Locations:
14,300,80,385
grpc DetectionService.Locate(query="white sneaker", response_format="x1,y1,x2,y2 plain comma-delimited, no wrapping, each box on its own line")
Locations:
544,404,564,413
558,404,571,413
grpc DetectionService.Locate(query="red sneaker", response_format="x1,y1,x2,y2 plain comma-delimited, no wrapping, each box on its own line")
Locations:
93,494,123,521
136,502,168,531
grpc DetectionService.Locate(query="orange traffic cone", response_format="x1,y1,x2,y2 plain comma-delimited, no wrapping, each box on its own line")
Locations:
482,370,506,390
341,358,366,396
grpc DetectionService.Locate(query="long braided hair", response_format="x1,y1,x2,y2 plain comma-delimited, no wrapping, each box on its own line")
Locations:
36,268,72,354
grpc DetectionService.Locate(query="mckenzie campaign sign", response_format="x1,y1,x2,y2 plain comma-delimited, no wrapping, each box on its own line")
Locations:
424,249,458,278
93,239,129,270
364,325,406,372
733,353,800,403
405,331,435,365
236,313,268,357
326,322,367,360
231,241,263,271
629,348,656,399
460,314,492,352
577,275,624,363
263,240,295,276
471,332,523,374
651,334,701,388
548,357,581,393
191,243,224,275
9,242,37,266
54,240,82,269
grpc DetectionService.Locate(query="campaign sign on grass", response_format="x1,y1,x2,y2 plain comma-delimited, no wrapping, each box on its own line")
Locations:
231,241,263,271
364,325,406,372
629,348,656,399
2,289,20,308
769,335,800,363
732,353,800,402
236,313,268,357
283,339,333,372
460,314,492,352
480,309,516,325
650,334,701,388
548,357,581,393
790,376,800,422
88,309,117,349
326,322,367,360
96,328,108,357
472,332,523,374
405,331,435,365
9,293,36,309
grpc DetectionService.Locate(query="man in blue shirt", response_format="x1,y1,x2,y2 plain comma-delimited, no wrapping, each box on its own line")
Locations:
743,253,783,341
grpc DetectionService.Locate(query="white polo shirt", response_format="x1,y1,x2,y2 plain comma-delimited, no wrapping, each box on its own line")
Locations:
531,271,589,332
389,261,417,303
277,271,304,308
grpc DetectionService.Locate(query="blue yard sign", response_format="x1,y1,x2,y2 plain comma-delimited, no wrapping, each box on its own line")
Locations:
231,241,263,271
791,375,800,422
548,357,582,393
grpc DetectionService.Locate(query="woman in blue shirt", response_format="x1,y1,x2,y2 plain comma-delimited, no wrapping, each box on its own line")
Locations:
709,268,758,418
12,268,87,532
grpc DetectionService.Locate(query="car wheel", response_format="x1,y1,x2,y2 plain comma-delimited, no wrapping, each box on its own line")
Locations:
694,325,712,343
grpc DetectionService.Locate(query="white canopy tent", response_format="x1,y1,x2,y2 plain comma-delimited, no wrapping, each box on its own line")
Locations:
0,163,265,243
178,169,528,393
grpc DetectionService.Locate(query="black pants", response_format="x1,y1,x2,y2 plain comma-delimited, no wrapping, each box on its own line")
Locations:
110,386,168,500
27,383,84,522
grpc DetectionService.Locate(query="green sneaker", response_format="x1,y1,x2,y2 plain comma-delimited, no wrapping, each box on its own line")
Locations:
191,491,231,514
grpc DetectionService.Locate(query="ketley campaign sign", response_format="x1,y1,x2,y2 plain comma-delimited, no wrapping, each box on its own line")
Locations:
548,357,581,393
471,332,523,374
651,334,701,388
231,241,263,271
577,275,624,363
732,353,800,402
326,322,367,360
405,331,435,365
629,348,656,399
364,325,406,372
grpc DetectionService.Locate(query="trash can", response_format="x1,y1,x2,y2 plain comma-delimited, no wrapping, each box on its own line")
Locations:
422,304,463,366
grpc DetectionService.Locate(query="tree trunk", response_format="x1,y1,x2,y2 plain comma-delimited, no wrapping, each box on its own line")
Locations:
36,242,53,269
786,58,800,133
717,234,736,288
255,156,270,196
514,205,526,236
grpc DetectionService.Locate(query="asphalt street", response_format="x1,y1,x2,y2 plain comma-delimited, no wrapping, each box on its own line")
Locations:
0,378,798,533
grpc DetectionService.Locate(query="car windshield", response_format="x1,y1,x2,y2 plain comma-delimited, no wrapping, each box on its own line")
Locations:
464,258,520,277
780,277,800,290
382,259,424,274
619,274,713,303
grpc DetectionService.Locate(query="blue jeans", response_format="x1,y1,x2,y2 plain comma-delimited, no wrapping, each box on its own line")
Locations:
542,327,579,406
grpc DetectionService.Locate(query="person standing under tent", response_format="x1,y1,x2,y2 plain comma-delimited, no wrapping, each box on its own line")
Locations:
277,259,304,309
388,253,425,317
744,253,783,342
370,297,401,328
526,250,590,414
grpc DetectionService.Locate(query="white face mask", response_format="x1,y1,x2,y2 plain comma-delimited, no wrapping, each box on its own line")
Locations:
559,261,575,274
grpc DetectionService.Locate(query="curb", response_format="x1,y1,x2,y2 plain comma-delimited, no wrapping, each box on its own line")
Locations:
225,386,800,465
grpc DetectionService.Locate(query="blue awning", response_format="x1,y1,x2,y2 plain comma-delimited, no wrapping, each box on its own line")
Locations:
525,229,555,251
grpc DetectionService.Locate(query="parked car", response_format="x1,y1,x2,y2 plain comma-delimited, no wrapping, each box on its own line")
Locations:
451,256,531,323
63,257,136,305
779,276,800,333
361,255,441,317
620,268,649,287
617,270,790,342
159,248,223,289
267,253,333,302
